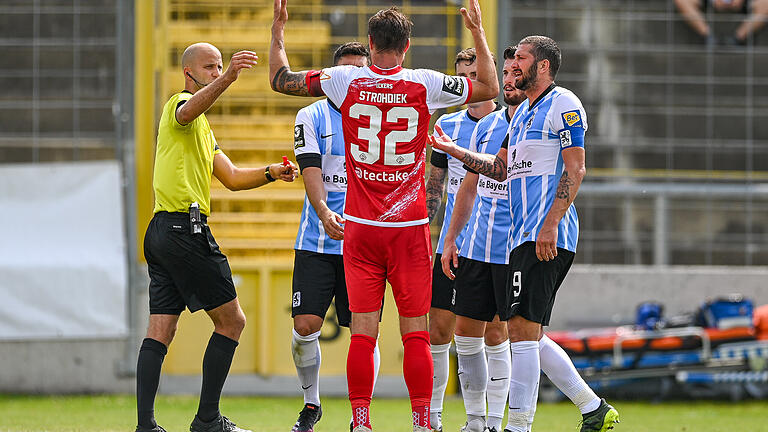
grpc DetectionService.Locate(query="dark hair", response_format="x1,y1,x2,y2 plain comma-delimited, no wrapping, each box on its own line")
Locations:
454,47,496,68
333,42,370,65
517,35,561,78
368,7,412,54
503,45,518,60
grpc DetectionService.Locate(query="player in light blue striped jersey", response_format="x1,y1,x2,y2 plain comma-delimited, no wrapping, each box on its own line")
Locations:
289,43,381,432
424,48,501,432
437,46,524,432
442,45,617,432
430,37,619,432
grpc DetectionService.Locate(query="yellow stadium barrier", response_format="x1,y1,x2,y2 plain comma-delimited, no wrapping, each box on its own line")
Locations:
164,267,415,377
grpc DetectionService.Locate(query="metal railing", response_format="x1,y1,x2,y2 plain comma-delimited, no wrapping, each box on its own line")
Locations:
0,0,125,164
500,0,768,265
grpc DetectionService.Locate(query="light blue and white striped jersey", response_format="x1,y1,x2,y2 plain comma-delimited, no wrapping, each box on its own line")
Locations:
460,108,513,264
504,85,587,253
293,99,346,255
433,109,483,255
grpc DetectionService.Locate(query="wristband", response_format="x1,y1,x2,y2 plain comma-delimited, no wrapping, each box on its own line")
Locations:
265,166,276,182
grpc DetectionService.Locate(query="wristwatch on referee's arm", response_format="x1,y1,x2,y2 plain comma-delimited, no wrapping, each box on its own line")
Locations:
265,165,276,182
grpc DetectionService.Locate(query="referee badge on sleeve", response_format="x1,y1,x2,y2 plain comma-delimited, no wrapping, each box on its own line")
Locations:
559,129,572,148
294,125,305,149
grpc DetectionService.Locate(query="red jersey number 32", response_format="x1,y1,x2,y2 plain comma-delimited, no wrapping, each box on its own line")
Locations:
348,103,418,166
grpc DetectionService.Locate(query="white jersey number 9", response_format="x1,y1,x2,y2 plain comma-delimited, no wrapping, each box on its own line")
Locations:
512,271,522,297
349,103,417,166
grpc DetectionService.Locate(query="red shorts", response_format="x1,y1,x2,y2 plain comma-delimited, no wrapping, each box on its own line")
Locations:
343,221,433,317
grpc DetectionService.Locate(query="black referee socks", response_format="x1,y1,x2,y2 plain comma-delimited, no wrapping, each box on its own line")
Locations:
136,338,168,429
197,332,239,422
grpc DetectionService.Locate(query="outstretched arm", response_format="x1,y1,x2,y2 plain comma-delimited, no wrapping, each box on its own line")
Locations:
429,124,507,182
461,0,499,103
213,153,297,190
270,0,314,96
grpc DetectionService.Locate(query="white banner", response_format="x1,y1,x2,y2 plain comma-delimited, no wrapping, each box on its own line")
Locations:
0,161,128,340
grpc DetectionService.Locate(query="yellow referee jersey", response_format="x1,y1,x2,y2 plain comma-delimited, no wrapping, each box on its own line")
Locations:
152,91,222,216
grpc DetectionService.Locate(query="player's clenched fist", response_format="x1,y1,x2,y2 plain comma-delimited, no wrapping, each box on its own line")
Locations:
223,51,258,81
269,159,298,182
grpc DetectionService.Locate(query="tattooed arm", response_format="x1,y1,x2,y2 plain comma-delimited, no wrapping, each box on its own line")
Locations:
535,147,586,261
429,124,508,182
458,150,508,183
270,0,312,96
426,165,447,222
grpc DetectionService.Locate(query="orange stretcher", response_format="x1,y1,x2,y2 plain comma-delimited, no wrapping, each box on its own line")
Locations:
547,326,756,356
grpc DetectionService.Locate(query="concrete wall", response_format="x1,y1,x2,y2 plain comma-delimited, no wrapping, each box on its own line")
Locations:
1,265,766,394
0,339,135,394
550,266,768,330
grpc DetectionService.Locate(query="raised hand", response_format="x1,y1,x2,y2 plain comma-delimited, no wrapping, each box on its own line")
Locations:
223,51,258,82
460,0,483,33
273,0,288,30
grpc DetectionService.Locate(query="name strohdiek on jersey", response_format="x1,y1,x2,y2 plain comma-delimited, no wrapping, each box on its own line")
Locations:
358,90,408,104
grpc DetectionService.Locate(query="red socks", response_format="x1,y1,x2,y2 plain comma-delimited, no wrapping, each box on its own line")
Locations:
403,330,432,428
349,331,432,429
348,333,376,429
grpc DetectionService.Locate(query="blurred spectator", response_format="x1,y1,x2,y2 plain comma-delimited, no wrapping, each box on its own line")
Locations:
675,0,768,45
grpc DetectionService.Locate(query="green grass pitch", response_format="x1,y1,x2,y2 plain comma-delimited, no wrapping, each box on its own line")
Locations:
0,395,766,432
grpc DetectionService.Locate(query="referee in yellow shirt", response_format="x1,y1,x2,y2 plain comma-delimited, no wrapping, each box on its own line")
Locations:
136,43,296,432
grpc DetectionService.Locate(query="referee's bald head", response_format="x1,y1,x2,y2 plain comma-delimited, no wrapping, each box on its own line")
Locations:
181,43,221,69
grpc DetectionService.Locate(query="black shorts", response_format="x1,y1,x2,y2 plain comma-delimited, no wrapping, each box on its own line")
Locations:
431,253,456,311
292,249,351,327
144,212,237,315
452,257,511,322
507,241,575,326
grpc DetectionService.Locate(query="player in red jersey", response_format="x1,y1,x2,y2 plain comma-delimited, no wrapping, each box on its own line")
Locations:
270,1,498,431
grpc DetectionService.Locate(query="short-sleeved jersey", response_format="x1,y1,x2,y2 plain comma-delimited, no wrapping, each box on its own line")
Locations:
293,99,346,255
432,109,485,255
460,108,513,264
317,64,472,227
503,85,587,252
153,91,223,216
